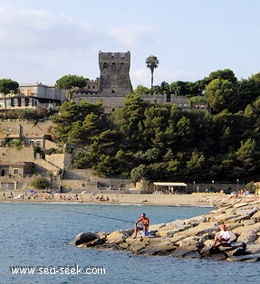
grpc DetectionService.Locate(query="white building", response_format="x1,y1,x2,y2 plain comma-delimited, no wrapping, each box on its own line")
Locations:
0,83,66,111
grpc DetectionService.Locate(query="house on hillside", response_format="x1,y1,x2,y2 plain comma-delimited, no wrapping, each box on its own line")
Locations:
0,161,35,180
0,120,63,191
0,146,63,191
0,121,54,148
0,83,66,111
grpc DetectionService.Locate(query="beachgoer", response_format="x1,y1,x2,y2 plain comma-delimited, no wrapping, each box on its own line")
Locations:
133,213,150,238
212,224,231,248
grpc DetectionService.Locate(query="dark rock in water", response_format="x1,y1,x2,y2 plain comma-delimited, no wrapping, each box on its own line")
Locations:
171,245,198,258
129,241,147,255
209,241,247,257
75,232,99,246
232,247,247,256
227,253,260,262
200,246,211,257
131,237,176,256
210,252,227,261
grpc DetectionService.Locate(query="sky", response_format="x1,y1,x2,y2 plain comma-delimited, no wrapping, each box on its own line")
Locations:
0,0,259,89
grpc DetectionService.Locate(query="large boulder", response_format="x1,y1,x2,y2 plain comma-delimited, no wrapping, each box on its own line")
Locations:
171,245,200,258
135,238,176,256
252,210,260,222
246,243,260,254
106,230,130,244
176,236,204,247
237,229,258,243
75,232,100,246
237,208,258,217
184,216,206,226
129,240,147,254
171,222,218,243
157,222,192,237
213,212,250,223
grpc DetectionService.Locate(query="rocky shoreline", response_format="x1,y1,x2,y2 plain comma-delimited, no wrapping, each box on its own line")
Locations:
72,195,260,262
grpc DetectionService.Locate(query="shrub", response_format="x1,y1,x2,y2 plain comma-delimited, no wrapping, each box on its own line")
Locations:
31,177,50,189
45,148,57,155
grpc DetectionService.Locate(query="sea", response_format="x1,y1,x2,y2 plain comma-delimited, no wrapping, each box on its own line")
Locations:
0,202,259,284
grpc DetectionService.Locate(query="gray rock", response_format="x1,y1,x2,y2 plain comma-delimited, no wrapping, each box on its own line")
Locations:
184,216,206,226
171,245,198,258
237,208,258,217
246,243,260,254
176,236,204,247
106,230,130,244
252,210,260,222
238,229,258,243
129,240,147,254
75,232,99,246
138,238,176,256
227,253,260,262
200,246,212,257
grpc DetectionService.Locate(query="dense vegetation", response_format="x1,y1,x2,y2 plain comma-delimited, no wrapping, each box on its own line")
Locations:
51,69,260,183
31,177,50,190
0,108,55,120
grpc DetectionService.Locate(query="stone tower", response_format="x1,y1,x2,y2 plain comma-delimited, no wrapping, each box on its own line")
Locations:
99,51,132,96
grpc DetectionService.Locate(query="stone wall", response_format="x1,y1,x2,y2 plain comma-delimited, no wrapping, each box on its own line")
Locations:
72,93,192,113
44,153,65,171
34,157,61,175
0,119,54,138
45,139,58,149
72,95,128,113
0,147,35,163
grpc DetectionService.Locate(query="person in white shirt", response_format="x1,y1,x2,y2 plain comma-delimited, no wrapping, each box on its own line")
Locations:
213,224,231,248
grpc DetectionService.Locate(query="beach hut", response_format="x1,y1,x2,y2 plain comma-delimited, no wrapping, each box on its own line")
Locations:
153,182,188,194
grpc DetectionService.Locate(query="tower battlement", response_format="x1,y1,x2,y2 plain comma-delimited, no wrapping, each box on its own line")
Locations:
98,51,132,95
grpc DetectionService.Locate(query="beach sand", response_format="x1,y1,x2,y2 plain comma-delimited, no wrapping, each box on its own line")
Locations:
0,190,240,207
91,192,214,206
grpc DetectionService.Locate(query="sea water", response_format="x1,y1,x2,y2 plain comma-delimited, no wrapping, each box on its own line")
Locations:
0,202,259,284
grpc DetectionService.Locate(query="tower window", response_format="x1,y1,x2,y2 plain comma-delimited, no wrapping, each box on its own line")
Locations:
112,63,116,71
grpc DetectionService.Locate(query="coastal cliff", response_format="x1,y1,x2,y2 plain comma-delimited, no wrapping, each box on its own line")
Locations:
72,195,260,262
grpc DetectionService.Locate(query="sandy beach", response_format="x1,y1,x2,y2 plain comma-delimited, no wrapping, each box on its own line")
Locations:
1,190,258,207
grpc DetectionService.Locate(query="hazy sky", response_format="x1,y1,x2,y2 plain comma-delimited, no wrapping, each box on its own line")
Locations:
0,0,259,88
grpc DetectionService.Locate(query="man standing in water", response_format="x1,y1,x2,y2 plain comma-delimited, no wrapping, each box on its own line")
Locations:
133,213,150,238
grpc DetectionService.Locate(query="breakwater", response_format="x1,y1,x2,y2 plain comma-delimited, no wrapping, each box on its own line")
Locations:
73,195,260,262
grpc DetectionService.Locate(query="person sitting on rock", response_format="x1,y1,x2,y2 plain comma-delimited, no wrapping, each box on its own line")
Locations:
133,213,150,238
212,224,231,248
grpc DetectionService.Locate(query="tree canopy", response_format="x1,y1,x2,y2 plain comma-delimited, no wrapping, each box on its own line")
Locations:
0,78,19,94
1,65,258,185
55,74,87,101
0,78,19,115
51,69,259,183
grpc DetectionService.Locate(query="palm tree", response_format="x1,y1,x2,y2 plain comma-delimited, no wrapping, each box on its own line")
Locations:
146,55,159,88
